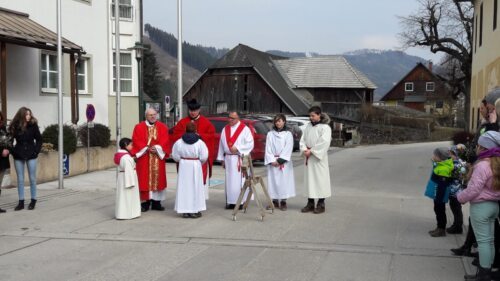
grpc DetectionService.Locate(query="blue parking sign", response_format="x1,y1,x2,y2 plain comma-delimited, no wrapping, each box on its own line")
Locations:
63,154,69,176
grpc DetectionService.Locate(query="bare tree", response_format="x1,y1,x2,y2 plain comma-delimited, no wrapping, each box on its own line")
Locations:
399,0,473,129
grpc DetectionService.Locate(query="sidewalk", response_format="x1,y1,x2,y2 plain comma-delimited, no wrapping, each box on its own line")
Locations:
0,146,470,281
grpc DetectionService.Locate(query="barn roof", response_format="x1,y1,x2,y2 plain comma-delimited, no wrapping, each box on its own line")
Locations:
274,56,377,89
208,44,310,115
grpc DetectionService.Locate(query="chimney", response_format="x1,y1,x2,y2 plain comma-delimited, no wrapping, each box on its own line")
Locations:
428,61,433,72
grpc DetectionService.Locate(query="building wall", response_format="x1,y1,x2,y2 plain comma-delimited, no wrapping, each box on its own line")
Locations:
470,0,500,131
0,0,140,139
185,68,293,115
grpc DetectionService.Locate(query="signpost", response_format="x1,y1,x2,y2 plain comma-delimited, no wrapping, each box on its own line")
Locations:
86,104,95,172
164,95,170,117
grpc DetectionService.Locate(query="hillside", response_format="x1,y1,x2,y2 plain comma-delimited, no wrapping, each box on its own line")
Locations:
343,49,429,100
144,24,433,101
143,36,201,98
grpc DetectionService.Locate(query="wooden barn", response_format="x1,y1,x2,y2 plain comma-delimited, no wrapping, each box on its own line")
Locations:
183,44,309,116
183,44,376,122
274,56,376,121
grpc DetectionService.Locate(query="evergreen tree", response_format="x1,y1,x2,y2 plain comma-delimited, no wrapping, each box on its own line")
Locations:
142,44,162,101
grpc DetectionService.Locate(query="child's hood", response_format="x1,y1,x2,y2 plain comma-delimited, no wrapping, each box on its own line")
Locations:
433,158,454,177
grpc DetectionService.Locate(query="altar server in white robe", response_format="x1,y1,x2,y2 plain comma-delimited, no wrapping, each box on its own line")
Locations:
115,138,141,220
300,106,332,214
265,114,295,211
172,122,209,218
217,111,254,209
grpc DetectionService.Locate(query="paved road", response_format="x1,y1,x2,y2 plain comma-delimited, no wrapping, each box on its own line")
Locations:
0,142,471,281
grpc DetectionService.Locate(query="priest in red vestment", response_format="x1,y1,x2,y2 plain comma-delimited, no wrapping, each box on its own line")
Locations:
130,108,170,212
171,99,215,199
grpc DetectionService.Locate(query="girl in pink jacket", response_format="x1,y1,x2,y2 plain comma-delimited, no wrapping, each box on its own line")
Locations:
458,131,500,280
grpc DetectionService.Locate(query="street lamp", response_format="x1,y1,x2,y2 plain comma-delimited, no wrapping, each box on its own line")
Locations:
128,42,146,122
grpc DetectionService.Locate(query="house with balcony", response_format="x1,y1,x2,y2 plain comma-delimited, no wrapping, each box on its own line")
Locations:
0,0,143,138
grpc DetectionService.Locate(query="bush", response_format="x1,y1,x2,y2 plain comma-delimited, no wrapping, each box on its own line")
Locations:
42,124,77,155
78,123,111,148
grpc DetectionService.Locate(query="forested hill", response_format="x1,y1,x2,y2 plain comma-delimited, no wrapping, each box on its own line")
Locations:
145,24,227,72
145,24,430,100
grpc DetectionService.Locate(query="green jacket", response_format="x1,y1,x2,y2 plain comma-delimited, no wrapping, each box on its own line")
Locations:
433,158,454,178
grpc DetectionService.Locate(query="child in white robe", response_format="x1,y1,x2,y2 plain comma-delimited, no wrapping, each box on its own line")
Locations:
172,122,209,218
265,114,296,211
114,138,141,220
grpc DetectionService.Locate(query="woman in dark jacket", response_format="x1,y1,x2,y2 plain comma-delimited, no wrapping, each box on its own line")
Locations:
9,107,42,211
0,111,11,213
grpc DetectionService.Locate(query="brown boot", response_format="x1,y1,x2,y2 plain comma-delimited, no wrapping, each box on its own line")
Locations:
301,200,315,213
314,201,325,214
429,228,446,237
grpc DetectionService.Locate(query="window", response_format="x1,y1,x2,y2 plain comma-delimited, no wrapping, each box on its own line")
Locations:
480,2,483,47
41,53,58,93
216,101,227,114
435,100,444,109
253,121,270,135
111,0,133,20
77,58,89,94
475,16,478,53
243,94,248,111
494,0,498,30
210,120,226,133
426,82,435,92
113,52,132,93
404,82,414,92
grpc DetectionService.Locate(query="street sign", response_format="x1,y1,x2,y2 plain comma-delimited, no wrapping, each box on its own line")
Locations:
63,154,69,176
86,104,95,122
164,96,170,117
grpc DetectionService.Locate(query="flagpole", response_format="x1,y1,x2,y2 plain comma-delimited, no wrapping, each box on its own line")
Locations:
177,0,183,121
115,0,121,147
56,0,64,189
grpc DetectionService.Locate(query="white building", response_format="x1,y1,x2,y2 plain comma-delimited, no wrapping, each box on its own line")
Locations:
0,0,142,139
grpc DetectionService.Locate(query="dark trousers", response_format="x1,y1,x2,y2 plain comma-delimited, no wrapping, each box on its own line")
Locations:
433,184,447,229
449,196,463,227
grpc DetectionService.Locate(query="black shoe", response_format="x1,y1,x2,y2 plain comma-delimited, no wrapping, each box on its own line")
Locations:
191,212,202,218
446,224,463,234
14,200,24,211
472,257,479,267
225,204,235,210
451,245,470,256
141,201,150,212
28,199,37,210
464,266,491,281
0,208,5,213
151,200,165,211
182,213,191,218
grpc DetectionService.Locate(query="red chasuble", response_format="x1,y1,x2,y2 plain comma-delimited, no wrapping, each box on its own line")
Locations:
171,115,215,184
130,121,170,197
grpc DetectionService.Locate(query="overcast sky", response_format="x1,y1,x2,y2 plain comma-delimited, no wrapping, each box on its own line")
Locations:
144,0,442,61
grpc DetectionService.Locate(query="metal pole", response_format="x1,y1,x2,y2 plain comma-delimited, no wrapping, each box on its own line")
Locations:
115,0,121,148
56,0,64,189
177,0,183,121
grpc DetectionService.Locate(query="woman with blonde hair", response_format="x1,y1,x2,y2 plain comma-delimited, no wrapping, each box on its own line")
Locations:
9,107,42,211
458,131,500,280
